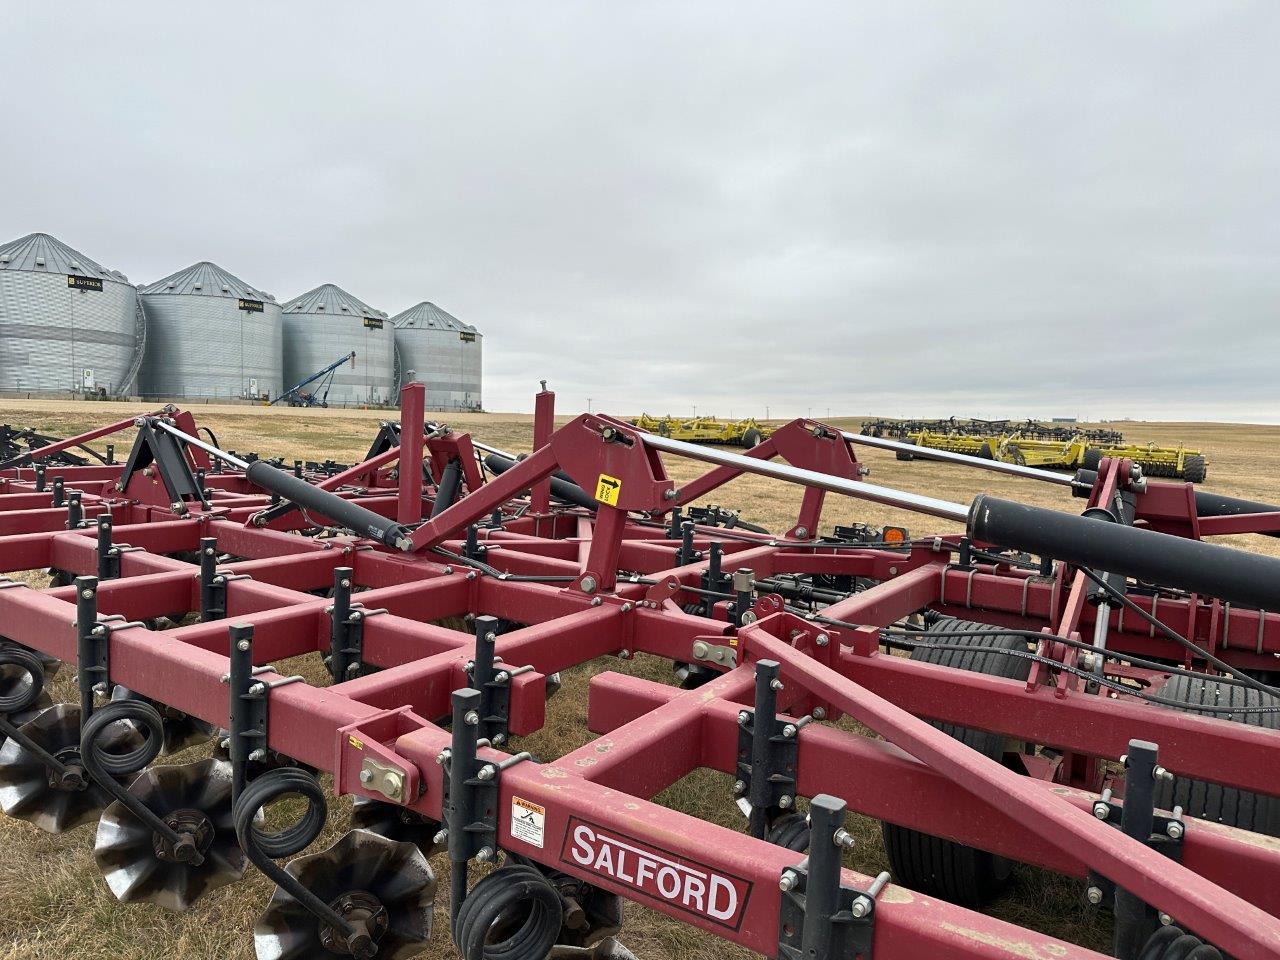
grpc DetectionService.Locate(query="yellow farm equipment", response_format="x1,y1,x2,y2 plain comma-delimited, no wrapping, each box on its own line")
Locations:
631,414,771,447
875,420,1208,482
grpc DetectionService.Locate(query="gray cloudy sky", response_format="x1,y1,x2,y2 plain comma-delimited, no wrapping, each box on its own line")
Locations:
3,2,1277,420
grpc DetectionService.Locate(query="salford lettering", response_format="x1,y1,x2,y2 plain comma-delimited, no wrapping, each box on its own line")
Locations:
560,817,751,930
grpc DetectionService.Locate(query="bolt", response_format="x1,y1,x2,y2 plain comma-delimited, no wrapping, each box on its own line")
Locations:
733,780,747,795
833,828,855,849
1159,913,1173,926
92,625,106,636
433,829,449,845
443,565,454,574
1154,765,1174,782
477,764,496,781
619,649,631,659
591,597,603,606
340,578,351,588
738,711,751,726
435,749,451,765
249,749,266,761
815,633,829,647
219,738,231,750
794,526,809,539
237,639,251,652
692,641,709,659
1166,820,1184,840
850,896,873,919
812,707,827,720
770,678,784,691
621,603,632,612
580,575,597,594
782,724,797,738
663,489,678,500
359,769,374,784
779,870,798,892
81,588,95,599
351,610,363,621
347,662,360,674
464,710,479,726
250,682,266,696
492,733,506,746
1086,886,1104,905
495,670,510,683
778,795,793,809
476,846,494,862
1093,801,1110,820
92,682,108,695
889,565,899,575
466,571,477,580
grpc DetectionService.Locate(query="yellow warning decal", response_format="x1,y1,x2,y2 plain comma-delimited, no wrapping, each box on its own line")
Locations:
595,474,622,506
348,736,364,750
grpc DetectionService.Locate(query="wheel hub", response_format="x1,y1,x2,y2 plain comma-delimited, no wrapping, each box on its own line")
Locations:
152,808,214,863
319,890,389,956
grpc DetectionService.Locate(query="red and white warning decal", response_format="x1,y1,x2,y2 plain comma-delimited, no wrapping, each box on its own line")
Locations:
560,817,752,930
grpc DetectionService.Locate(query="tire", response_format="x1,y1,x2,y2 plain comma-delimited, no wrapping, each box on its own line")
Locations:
1152,674,1280,835
976,441,994,460
895,449,915,461
1181,454,1207,484
740,429,763,449
882,618,1031,907
1081,448,1102,471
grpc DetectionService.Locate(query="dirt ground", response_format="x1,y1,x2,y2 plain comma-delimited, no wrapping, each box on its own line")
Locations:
1,400,1277,959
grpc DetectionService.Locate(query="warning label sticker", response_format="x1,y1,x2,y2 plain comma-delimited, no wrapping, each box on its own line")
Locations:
511,796,546,848
595,474,622,506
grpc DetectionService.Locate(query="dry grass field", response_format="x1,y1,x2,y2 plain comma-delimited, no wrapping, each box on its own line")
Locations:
1,400,1278,960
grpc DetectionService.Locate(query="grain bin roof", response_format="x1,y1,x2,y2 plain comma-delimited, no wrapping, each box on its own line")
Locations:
391,301,478,334
0,231,129,281
139,261,275,301
281,283,387,320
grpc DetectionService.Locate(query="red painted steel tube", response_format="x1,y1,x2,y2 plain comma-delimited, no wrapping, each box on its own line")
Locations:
748,629,1280,958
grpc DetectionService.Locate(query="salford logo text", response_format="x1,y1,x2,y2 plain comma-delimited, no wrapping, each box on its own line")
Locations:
560,817,752,930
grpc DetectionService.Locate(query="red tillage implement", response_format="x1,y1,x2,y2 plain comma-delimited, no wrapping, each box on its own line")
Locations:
0,386,1277,960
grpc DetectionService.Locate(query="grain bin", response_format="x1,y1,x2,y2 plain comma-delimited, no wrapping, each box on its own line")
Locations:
137,262,282,400
280,284,395,406
391,302,483,411
0,232,144,396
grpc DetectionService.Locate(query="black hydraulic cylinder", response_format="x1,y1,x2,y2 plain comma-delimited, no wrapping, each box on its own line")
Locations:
482,453,596,509
243,460,412,550
968,494,1280,611
430,458,464,518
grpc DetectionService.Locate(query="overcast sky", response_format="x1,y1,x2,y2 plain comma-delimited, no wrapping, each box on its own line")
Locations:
3,2,1277,420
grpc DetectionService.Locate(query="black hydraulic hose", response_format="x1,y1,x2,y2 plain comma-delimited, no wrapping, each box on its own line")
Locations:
967,495,1280,612
244,460,413,550
482,453,596,510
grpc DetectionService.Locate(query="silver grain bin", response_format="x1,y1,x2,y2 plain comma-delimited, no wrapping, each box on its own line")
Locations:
391,302,482,411
137,262,282,400
0,232,144,395
280,284,395,406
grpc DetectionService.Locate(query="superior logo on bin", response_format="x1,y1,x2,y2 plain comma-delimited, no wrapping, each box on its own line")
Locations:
560,817,751,929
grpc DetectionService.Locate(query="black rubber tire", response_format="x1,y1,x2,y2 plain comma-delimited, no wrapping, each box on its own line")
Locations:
740,429,763,449
1182,454,1207,484
1152,674,1280,836
766,812,811,852
881,618,1031,907
1081,448,1103,471
895,449,915,461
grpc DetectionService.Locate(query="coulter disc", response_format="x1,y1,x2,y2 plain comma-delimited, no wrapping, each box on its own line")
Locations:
94,758,248,911
0,704,142,833
254,829,436,960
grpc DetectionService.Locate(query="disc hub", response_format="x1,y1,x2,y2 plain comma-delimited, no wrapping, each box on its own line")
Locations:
48,747,87,791
319,890,389,957
152,808,214,863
